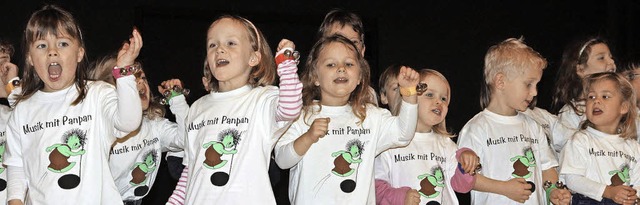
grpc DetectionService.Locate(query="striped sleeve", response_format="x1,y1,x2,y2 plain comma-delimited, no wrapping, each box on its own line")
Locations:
275,59,302,122
166,166,189,205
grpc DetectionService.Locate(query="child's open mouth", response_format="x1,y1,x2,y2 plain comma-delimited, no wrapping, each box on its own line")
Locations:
48,62,61,80
333,77,348,84
216,59,229,67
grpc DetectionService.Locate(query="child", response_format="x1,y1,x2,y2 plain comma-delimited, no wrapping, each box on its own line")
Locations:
560,72,640,204
457,38,571,205
378,64,403,116
4,5,143,205
0,39,18,205
551,37,616,152
182,15,302,204
374,68,479,205
274,35,420,204
90,54,188,204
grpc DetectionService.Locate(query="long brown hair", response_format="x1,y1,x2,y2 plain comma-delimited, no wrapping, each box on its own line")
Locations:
301,35,372,124
18,4,89,106
551,37,608,114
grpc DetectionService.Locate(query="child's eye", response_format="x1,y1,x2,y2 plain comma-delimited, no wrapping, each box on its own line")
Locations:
58,41,69,47
441,97,448,102
587,95,596,100
425,92,434,98
603,95,611,99
227,41,236,46
35,44,46,49
208,43,216,48
346,63,355,67
326,63,336,67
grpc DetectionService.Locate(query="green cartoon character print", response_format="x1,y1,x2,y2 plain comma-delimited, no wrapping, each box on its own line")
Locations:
510,147,536,179
130,151,157,185
0,141,5,175
418,166,445,199
609,164,630,186
331,139,364,177
203,128,241,169
46,129,86,173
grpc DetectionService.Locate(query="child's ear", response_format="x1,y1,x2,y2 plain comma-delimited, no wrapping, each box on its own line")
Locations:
27,54,33,66
576,64,586,77
249,51,261,67
621,101,631,115
494,73,506,90
380,91,389,105
76,47,85,63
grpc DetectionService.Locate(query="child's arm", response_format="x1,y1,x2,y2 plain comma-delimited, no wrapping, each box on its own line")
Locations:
375,179,418,205
157,79,190,151
551,106,582,152
274,117,329,169
110,28,143,132
274,39,302,122
473,174,533,203
542,168,571,205
7,166,26,204
166,166,189,205
450,147,477,193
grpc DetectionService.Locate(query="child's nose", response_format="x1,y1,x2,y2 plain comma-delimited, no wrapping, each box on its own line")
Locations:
337,66,345,73
216,47,226,54
47,48,58,57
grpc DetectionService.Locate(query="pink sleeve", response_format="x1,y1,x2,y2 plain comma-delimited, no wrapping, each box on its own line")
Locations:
375,179,411,205
450,147,477,193
275,60,303,121
166,166,189,205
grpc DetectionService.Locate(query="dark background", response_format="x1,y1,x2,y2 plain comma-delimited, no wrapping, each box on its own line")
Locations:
2,0,640,204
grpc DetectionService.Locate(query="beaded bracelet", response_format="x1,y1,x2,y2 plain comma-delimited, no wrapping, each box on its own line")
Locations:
112,65,139,79
160,85,190,105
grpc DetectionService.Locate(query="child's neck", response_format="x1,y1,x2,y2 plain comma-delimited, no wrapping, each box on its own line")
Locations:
320,98,349,106
486,101,517,116
594,124,621,135
416,124,433,133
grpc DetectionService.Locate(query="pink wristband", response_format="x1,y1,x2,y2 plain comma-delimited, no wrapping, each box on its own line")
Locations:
112,65,138,79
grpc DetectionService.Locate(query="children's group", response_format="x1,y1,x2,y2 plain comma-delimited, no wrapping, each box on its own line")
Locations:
1,4,639,205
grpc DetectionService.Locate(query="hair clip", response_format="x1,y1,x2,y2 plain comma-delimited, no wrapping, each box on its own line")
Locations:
160,85,190,105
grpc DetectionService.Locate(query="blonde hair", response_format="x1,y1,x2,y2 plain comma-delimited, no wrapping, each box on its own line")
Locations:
480,37,547,109
90,55,166,120
580,72,637,140
419,69,454,137
203,15,275,92
301,35,372,124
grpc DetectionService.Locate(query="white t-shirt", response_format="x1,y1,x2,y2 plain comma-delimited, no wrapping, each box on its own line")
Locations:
374,131,459,204
4,77,142,205
457,109,558,205
560,127,640,201
552,102,585,153
109,95,188,201
0,105,12,205
274,101,417,205
183,85,290,204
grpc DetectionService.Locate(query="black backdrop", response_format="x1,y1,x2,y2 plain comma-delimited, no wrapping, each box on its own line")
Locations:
2,1,640,204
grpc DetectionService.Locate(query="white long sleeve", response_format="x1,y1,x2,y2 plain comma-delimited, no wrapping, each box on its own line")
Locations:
7,166,26,202
565,174,607,201
111,75,143,132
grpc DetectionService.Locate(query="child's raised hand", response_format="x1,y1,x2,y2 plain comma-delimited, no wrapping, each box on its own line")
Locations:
158,79,184,95
604,185,637,205
549,188,571,205
277,39,295,51
404,189,420,205
116,28,143,68
0,61,18,85
501,178,532,203
397,66,420,91
458,150,480,175
0,62,18,98
304,117,330,143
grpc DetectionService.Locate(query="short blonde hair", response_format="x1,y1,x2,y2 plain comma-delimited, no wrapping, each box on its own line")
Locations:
480,38,547,109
